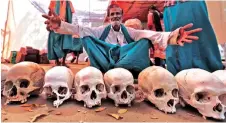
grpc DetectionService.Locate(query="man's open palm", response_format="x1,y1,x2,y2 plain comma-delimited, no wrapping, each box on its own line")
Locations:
177,23,202,46
42,10,61,31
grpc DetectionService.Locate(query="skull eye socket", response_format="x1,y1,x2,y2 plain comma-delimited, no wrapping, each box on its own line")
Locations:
96,83,104,92
58,86,68,95
19,79,30,88
126,85,135,94
172,89,178,98
81,85,90,94
4,81,13,91
195,92,211,103
112,85,120,94
154,88,164,97
218,94,226,105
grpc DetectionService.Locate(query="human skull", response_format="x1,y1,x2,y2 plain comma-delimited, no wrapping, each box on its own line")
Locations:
3,62,45,104
213,70,226,85
74,66,106,108
175,68,226,120
138,66,179,113
212,70,226,110
104,68,135,107
1,64,10,94
44,66,74,108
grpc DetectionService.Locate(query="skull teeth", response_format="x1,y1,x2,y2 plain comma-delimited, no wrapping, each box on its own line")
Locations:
21,99,25,103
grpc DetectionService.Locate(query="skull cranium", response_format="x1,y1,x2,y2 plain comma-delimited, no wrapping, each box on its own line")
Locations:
138,66,179,113
104,68,135,107
3,62,45,104
73,66,107,108
175,68,226,120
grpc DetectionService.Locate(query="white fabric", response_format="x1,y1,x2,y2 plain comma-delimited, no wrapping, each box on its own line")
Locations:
0,0,109,60
56,21,179,49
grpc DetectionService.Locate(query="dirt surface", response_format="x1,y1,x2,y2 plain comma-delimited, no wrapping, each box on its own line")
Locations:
1,63,225,122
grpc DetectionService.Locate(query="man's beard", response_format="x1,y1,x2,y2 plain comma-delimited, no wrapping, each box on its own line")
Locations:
110,17,121,26
110,20,121,27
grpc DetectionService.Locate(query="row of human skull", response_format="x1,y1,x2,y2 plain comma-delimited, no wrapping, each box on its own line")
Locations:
138,67,226,120
1,62,226,120
1,62,135,108
44,66,135,108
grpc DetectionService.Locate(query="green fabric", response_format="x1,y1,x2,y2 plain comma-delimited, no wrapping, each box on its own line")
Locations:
99,25,134,43
10,51,17,64
163,1,224,75
71,38,83,54
82,24,152,73
47,1,83,60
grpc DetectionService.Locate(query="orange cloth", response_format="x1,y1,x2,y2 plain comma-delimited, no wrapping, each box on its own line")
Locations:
153,43,166,59
147,12,155,31
48,0,75,21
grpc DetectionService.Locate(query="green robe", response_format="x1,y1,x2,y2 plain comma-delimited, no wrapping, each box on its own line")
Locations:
82,25,153,77
47,1,83,60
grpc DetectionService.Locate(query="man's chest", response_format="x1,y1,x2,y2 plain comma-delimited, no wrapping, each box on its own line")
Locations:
105,31,128,46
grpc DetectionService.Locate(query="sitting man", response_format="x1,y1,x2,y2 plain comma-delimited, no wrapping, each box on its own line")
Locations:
43,4,202,77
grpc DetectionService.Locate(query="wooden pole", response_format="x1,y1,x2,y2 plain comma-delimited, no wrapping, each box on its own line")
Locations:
2,0,11,59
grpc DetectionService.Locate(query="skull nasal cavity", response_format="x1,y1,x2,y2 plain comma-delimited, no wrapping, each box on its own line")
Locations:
213,103,223,112
10,86,17,97
91,91,97,100
58,87,67,95
19,79,30,88
167,99,174,107
121,91,127,99
154,88,164,97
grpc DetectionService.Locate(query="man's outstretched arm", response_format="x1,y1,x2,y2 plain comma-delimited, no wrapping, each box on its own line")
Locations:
131,23,202,49
42,10,100,38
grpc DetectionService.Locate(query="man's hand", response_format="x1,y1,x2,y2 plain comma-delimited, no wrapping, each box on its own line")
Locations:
177,23,202,46
42,9,61,31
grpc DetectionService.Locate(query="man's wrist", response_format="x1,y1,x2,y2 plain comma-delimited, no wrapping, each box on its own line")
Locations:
58,21,61,28
168,28,181,45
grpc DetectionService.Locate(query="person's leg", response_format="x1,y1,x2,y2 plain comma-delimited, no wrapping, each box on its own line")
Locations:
62,50,70,67
48,32,66,67
75,52,79,64
155,57,161,66
116,39,151,78
70,56,76,63
55,59,61,66
82,36,116,73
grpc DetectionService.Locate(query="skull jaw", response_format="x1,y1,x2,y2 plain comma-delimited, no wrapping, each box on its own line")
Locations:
84,99,102,108
4,94,28,104
108,93,135,106
52,90,71,108
147,95,178,114
75,94,105,108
